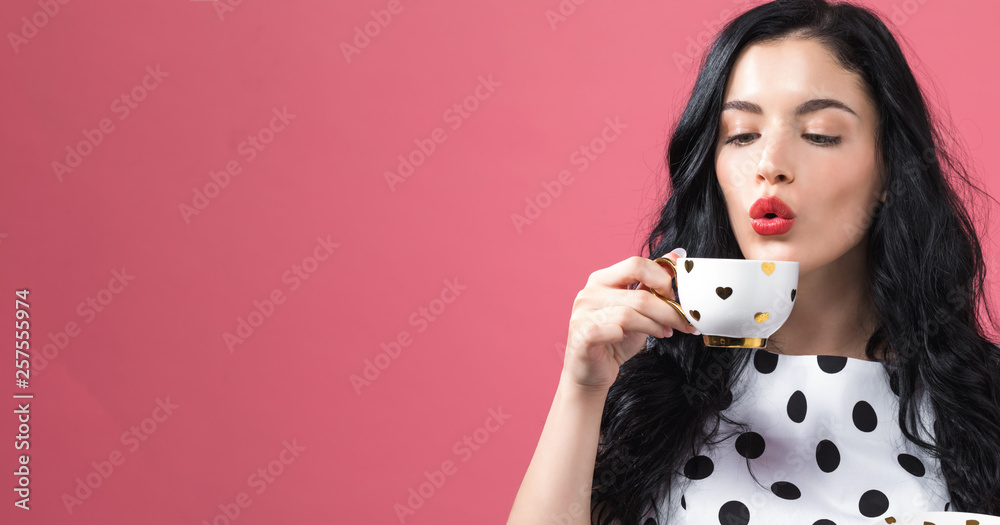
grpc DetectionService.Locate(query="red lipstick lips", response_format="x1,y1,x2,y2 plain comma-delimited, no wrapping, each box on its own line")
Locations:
749,196,796,236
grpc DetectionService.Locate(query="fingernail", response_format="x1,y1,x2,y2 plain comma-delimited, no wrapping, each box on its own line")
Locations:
668,247,687,258
692,328,702,335
662,327,673,338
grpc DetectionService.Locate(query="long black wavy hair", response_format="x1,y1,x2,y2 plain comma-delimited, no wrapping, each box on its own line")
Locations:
590,0,1000,522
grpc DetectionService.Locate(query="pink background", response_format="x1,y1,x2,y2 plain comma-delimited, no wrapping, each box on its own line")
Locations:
0,0,997,523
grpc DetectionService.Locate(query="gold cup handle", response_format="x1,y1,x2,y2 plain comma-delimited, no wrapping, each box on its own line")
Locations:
651,257,693,327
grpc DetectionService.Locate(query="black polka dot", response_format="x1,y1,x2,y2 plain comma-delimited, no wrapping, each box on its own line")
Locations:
817,355,847,373
684,455,714,480
718,389,734,410
735,431,766,459
852,401,878,432
681,494,686,509
718,500,750,525
787,390,807,423
770,481,801,500
754,350,778,373
858,489,890,518
897,453,925,477
644,519,657,525
816,440,841,473
813,521,836,525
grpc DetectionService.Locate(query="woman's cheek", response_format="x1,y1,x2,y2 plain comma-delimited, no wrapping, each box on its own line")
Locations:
717,163,750,197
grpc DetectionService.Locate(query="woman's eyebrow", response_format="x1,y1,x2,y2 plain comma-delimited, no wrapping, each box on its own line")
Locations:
721,98,859,119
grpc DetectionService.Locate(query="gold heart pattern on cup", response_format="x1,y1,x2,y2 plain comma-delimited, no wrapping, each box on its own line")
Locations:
761,262,775,275
791,289,797,301
689,310,701,321
684,260,694,273
754,312,770,323
716,287,733,299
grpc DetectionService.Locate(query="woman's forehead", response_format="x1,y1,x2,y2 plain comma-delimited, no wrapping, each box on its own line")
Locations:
722,38,875,119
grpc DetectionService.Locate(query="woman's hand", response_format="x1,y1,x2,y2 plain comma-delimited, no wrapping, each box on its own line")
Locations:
562,248,699,392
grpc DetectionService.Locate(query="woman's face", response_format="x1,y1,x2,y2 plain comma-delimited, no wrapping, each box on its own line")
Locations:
715,37,885,275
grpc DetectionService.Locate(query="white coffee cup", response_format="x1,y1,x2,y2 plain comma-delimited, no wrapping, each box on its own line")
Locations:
650,257,799,348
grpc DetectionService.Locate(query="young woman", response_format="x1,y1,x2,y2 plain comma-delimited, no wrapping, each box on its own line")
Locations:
507,0,1000,523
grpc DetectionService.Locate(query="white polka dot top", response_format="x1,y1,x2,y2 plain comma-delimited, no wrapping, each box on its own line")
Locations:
643,347,951,525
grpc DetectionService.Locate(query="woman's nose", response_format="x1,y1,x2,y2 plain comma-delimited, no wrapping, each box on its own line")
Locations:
755,135,794,185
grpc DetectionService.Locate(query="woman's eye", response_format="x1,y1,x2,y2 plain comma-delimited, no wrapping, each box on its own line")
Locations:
725,133,757,146
804,134,842,146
